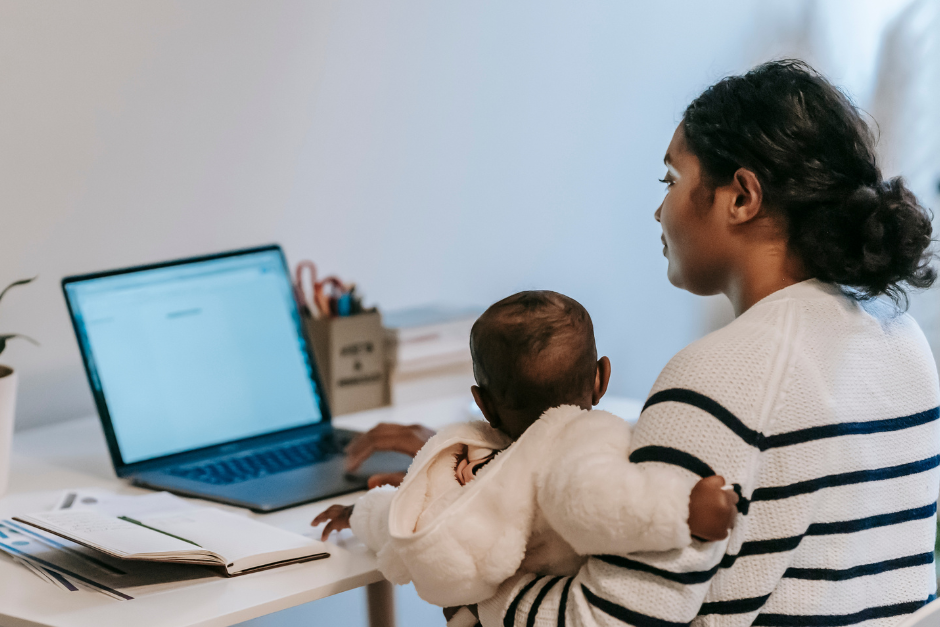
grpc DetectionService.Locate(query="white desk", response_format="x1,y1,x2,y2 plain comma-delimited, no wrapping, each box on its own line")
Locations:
0,394,641,627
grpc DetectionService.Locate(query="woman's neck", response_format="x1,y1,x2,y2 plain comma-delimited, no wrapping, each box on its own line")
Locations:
724,238,811,317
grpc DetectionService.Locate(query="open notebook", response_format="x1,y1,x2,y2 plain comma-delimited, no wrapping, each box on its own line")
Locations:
15,501,329,576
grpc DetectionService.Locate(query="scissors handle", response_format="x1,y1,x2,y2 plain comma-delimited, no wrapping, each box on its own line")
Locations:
314,276,346,317
294,260,319,316
294,260,350,319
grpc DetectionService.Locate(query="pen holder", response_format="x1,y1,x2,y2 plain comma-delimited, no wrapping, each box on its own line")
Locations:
305,311,391,415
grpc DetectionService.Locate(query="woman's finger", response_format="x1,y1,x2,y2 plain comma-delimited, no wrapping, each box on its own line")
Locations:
345,423,435,471
346,432,415,470
368,471,406,489
345,426,382,457
345,424,404,469
344,433,371,459
346,423,398,452
407,424,436,449
384,432,422,456
344,442,376,471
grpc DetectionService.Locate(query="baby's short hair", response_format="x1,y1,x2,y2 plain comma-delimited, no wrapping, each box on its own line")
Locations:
470,291,597,418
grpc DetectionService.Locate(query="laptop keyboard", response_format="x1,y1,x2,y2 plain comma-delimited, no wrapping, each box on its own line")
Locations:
168,435,343,486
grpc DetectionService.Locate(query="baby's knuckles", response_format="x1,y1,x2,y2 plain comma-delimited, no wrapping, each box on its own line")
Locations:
688,475,737,541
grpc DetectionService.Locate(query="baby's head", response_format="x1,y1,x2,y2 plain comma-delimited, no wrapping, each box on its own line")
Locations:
469,291,610,439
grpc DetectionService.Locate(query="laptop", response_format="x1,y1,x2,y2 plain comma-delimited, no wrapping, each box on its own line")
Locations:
62,245,411,513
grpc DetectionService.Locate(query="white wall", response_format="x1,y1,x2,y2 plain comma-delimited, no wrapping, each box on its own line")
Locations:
869,0,940,359
0,0,909,430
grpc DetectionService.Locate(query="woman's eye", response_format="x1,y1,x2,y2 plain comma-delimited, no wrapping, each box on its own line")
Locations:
658,177,674,189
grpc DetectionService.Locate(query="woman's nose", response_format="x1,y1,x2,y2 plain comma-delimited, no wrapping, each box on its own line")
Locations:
654,203,663,222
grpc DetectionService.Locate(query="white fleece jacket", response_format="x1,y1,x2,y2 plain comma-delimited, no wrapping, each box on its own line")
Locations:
349,405,697,608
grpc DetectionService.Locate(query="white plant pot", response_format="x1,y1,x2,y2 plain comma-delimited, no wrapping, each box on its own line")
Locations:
0,366,17,498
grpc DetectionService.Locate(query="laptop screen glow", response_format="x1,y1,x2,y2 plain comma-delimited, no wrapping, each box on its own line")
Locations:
65,250,324,465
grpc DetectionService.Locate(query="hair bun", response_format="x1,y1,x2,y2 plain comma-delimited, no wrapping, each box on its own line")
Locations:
809,177,936,303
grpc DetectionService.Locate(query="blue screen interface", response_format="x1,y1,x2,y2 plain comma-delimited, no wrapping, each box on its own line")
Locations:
65,250,324,465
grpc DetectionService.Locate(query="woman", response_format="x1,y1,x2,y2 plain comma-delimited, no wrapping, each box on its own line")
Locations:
473,60,940,626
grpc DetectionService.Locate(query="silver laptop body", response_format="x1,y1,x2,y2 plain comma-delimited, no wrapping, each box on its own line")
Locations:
62,245,408,513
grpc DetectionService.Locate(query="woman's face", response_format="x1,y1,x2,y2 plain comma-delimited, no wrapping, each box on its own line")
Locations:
654,124,731,296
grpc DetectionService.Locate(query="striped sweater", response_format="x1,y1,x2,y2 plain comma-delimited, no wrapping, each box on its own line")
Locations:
478,279,940,627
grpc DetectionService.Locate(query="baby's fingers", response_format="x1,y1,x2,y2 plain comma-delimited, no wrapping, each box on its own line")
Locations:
320,518,350,542
311,504,347,527
699,474,727,490
724,486,740,506
723,488,740,527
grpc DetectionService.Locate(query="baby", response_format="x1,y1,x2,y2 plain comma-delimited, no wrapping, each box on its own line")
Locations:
314,291,737,613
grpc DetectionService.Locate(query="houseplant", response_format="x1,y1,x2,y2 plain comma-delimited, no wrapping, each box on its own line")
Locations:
0,277,37,497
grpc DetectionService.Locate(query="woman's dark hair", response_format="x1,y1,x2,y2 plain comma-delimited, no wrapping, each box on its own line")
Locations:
683,59,935,306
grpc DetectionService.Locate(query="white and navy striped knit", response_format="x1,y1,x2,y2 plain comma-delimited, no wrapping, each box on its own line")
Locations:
478,279,940,627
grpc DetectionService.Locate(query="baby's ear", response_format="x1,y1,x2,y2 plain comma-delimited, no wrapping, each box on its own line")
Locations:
592,356,612,406
471,385,502,430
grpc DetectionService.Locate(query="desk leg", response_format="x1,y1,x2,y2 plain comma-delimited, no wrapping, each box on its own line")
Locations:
366,580,396,627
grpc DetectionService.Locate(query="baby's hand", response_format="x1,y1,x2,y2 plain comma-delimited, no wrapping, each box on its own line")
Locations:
455,445,496,486
688,475,739,541
454,447,474,486
311,504,355,542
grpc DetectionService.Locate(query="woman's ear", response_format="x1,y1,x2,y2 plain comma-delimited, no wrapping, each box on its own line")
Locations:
472,385,503,431
727,168,763,225
592,356,612,406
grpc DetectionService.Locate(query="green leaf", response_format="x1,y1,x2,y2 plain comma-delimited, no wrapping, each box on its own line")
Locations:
0,333,39,357
0,277,37,307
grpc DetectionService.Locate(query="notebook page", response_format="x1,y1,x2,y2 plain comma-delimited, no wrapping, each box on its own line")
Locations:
18,511,199,557
136,508,319,566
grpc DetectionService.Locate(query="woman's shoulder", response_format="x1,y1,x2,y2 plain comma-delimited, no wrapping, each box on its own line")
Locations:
651,298,795,394
648,282,937,414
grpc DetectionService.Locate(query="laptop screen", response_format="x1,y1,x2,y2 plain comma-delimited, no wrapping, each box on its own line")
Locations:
64,248,325,465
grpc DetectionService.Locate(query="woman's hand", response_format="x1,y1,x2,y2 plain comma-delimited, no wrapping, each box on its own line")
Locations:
688,475,739,541
345,423,435,471
366,471,407,489
311,504,355,542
